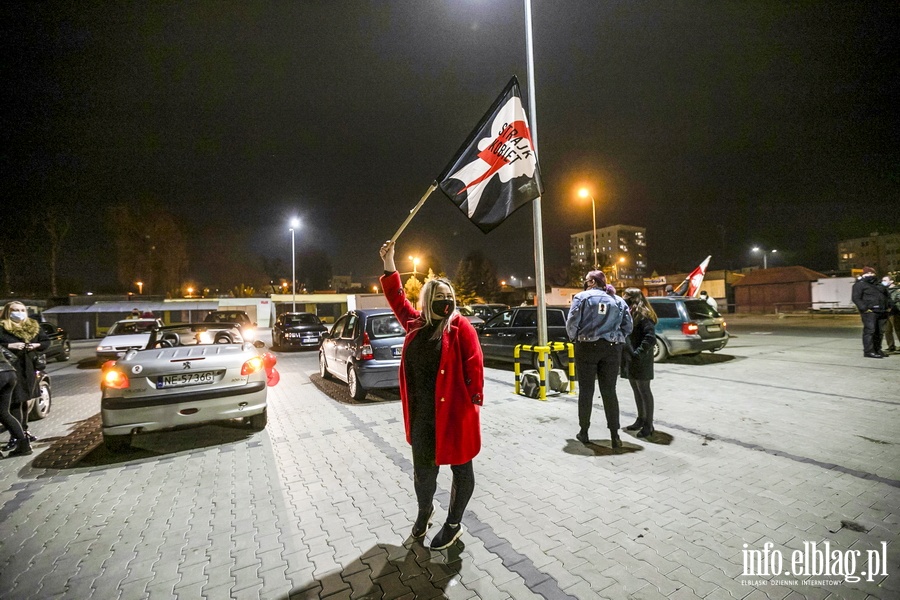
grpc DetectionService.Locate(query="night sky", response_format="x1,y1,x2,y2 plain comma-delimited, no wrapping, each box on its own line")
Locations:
4,1,897,293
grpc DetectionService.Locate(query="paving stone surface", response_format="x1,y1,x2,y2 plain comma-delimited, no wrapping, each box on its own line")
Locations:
0,324,897,599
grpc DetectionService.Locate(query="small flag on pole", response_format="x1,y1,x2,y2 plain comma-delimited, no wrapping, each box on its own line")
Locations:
674,255,712,298
437,76,543,233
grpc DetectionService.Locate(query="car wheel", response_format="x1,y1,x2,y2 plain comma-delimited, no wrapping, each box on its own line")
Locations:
30,379,52,420
57,341,71,362
319,351,332,379
653,338,668,363
104,434,131,453
348,366,366,401
248,408,267,430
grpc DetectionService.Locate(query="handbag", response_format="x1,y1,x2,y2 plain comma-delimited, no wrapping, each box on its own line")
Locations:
34,352,47,371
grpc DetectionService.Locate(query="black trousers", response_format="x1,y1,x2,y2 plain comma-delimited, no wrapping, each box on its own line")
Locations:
413,461,475,525
860,312,887,354
629,378,654,429
574,340,622,432
0,372,26,443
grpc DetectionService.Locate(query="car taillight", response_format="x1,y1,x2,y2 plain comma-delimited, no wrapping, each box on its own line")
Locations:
682,322,699,335
242,356,264,375
103,369,129,390
360,332,374,360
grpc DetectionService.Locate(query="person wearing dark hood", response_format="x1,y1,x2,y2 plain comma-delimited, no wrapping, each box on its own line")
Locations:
851,267,890,358
566,270,633,448
0,301,50,451
379,240,485,550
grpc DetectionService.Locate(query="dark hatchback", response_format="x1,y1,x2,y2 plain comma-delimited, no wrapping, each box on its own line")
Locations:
477,306,571,368
647,297,728,362
272,312,328,350
318,309,405,400
40,321,71,362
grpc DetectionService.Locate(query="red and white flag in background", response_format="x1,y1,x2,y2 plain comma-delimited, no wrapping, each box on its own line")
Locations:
678,255,711,298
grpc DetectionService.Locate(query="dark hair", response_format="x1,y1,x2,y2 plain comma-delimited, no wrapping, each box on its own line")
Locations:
622,288,658,324
585,270,607,288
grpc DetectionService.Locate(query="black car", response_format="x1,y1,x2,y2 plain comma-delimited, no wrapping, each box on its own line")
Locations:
477,306,570,368
272,312,328,350
40,322,70,362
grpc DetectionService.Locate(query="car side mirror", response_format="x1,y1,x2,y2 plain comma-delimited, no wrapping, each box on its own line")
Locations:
253,340,265,348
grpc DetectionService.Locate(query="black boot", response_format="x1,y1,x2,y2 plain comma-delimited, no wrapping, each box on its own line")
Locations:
576,429,589,444
610,430,622,449
411,505,434,539
430,523,463,550
8,438,32,457
624,419,643,431
2,438,17,452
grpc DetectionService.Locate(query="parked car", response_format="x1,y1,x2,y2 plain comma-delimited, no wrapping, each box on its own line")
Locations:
39,322,70,362
272,312,328,350
477,306,570,368
647,297,728,362
96,318,164,362
27,371,52,420
457,306,484,327
100,323,271,452
203,310,257,341
318,309,405,401
468,304,510,320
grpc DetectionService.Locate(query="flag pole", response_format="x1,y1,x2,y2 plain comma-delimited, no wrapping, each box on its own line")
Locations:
390,182,438,243
524,0,548,346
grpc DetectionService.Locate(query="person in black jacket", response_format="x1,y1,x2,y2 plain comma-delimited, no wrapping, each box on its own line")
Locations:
851,267,891,359
0,301,50,451
0,346,31,456
620,288,658,438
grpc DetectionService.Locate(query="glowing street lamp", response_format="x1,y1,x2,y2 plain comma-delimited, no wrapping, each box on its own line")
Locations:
136,281,143,295
752,246,777,269
290,218,300,311
577,188,598,269
408,256,420,277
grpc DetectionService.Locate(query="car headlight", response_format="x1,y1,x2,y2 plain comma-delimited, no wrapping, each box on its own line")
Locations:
98,346,113,351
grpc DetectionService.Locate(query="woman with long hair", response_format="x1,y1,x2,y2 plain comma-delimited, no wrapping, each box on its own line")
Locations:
0,301,50,453
379,240,484,550
620,288,658,438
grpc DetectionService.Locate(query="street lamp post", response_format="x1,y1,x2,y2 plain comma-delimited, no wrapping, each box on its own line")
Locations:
290,218,300,311
578,188,598,269
752,246,777,269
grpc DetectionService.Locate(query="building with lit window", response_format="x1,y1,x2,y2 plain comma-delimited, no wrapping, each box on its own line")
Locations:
837,232,900,275
570,224,647,288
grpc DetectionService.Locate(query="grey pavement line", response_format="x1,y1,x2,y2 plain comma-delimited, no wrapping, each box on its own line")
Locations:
329,400,578,600
660,371,899,406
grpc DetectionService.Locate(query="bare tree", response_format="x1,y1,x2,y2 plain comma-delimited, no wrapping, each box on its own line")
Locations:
43,204,71,296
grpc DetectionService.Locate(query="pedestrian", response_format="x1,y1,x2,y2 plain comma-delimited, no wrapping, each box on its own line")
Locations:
0,301,50,451
851,267,890,358
699,291,719,312
882,275,899,353
378,240,484,550
665,284,678,297
129,308,141,319
0,345,31,457
620,288,658,439
566,270,633,448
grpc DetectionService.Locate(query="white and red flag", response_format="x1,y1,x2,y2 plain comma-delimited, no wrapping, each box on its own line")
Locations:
437,76,543,233
673,255,712,297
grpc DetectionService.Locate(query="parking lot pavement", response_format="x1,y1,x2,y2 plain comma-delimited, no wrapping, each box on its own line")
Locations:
0,327,897,599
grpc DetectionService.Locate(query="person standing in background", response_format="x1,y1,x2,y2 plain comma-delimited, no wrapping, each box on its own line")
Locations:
851,267,890,359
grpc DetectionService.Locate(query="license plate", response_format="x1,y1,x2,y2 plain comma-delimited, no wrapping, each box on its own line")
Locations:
391,346,402,357
707,325,721,332
157,371,216,389
302,337,317,343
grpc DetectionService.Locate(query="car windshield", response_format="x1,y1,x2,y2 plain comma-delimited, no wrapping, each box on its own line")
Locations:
368,315,404,339
153,326,244,347
107,321,157,335
685,299,720,319
205,312,248,323
285,314,320,326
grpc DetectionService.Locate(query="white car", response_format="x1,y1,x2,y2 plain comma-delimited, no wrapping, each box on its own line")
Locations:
100,323,274,451
96,318,164,362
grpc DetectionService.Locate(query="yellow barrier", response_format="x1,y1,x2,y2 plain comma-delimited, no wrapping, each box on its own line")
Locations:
514,342,575,400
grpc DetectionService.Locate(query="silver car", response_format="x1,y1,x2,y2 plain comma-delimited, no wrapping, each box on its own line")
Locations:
96,318,164,362
100,323,271,452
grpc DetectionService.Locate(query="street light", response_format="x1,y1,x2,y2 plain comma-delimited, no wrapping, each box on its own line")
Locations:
408,256,420,277
136,281,143,295
578,188,598,269
752,246,777,269
290,218,300,311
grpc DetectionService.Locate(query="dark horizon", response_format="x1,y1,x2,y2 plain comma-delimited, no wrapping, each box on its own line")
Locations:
3,1,897,296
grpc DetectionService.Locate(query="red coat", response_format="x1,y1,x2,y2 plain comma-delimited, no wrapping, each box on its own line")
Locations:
380,272,484,465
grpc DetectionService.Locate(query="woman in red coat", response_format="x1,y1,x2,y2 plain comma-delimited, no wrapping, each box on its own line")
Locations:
379,240,484,550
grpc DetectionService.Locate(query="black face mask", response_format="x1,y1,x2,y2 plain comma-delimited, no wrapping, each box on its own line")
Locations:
431,299,455,318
